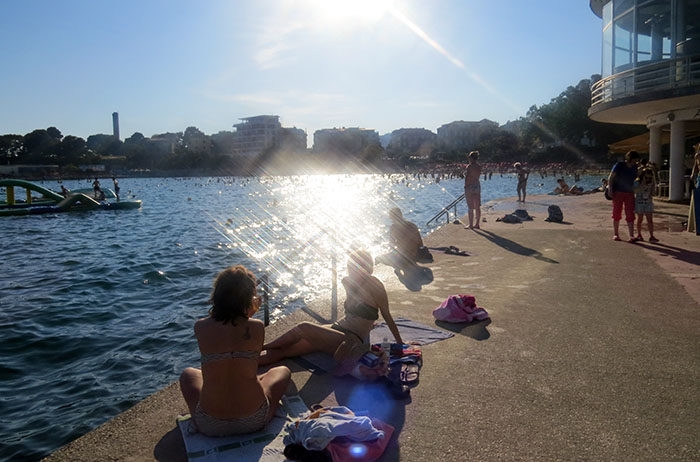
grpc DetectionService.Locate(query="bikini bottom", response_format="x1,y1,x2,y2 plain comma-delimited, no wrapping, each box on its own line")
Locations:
193,397,269,437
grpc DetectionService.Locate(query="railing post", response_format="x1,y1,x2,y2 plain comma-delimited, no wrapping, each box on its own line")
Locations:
331,253,337,322
261,274,270,326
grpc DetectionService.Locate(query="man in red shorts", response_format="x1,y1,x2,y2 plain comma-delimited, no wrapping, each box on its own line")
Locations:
608,150,640,242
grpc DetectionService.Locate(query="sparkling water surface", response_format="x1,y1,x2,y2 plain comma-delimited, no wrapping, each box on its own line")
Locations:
0,173,603,461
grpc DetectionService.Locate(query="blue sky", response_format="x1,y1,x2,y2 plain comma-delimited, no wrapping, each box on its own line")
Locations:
0,1,602,142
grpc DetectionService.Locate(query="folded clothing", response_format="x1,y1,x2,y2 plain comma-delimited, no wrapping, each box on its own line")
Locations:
433,295,489,323
284,406,385,451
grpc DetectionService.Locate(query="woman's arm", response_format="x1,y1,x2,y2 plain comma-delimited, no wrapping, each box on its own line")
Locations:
374,279,403,345
608,171,616,195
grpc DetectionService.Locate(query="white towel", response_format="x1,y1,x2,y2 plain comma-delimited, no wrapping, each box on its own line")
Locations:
177,395,309,462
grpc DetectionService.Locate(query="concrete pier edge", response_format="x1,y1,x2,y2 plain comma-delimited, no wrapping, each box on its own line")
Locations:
43,193,700,462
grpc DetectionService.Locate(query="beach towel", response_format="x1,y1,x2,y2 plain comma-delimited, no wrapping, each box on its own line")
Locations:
369,317,454,345
177,395,309,462
297,318,453,373
432,295,489,323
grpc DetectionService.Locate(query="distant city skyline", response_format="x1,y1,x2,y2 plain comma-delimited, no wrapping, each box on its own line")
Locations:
0,1,602,144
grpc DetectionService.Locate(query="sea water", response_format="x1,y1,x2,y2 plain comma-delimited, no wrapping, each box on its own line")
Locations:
0,173,603,461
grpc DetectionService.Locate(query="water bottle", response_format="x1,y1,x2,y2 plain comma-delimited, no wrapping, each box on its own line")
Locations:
381,337,390,356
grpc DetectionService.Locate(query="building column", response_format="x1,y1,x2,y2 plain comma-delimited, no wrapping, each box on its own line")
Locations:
669,120,685,201
648,125,662,167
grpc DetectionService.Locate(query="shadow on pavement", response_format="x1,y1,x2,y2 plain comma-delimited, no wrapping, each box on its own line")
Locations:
435,318,491,341
636,241,700,266
474,229,559,264
376,251,434,291
154,427,187,462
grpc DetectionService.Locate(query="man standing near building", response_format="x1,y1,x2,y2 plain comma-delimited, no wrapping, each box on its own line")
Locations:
608,151,640,242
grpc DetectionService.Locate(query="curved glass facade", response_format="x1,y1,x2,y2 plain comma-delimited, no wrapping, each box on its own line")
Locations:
601,0,700,77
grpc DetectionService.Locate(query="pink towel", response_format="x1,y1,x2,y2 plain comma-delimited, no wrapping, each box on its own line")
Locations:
432,295,489,323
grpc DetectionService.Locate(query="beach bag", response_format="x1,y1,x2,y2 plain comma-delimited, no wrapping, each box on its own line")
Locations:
512,209,533,221
497,213,521,223
604,186,612,200
545,205,563,223
432,295,489,323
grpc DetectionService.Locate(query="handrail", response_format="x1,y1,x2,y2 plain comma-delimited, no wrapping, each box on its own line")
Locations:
261,274,270,326
591,55,700,107
427,193,465,226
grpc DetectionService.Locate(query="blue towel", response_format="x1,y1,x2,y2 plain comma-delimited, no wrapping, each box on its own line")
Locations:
370,317,454,345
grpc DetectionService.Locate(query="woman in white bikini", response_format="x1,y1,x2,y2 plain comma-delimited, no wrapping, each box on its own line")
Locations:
179,265,291,436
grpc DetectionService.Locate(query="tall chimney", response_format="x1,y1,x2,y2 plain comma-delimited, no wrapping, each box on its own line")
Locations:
112,112,120,140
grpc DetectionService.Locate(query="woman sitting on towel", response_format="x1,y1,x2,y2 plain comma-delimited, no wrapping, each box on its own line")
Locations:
259,249,403,372
179,265,291,436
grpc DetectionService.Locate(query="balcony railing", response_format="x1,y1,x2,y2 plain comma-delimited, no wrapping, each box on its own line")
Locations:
591,55,700,107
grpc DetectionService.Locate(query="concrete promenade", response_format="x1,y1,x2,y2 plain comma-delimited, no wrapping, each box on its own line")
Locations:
44,193,700,461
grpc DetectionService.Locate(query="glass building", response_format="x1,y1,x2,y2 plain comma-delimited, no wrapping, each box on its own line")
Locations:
589,0,700,200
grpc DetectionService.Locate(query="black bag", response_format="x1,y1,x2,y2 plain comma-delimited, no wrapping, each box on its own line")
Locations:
545,205,563,223
604,186,612,200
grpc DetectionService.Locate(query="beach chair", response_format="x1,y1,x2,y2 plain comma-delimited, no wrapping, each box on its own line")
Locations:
656,170,669,198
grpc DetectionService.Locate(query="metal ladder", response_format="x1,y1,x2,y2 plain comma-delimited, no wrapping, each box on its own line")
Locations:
426,193,465,226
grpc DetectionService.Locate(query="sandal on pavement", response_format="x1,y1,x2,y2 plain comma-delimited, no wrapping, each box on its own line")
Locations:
613,235,621,241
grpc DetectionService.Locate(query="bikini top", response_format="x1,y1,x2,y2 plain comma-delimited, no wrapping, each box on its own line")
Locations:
200,350,259,364
343,283,379,321
345,301,379,321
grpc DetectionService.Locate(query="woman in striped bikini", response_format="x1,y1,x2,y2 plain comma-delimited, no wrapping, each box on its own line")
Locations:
179,265,291,436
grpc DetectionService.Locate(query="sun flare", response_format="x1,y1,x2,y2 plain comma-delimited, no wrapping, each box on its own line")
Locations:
313,0,394,23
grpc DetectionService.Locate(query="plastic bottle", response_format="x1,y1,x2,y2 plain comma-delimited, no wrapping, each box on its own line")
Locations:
381,337,390,356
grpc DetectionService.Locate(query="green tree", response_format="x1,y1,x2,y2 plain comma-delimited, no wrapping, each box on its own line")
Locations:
46,126,63,141
53,135,90,166
23,129,59,163
0,134,25,164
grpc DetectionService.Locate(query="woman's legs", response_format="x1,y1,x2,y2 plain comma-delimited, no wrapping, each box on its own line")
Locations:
179,367,203,416
259,365,291,422
467,194,481,229
636,213,644,238
259,322,345,365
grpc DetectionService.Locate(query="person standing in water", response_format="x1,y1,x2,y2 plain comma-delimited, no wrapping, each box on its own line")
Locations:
514,162,529,202
112,177,120,201
464,151,482,229
92,178,101,199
